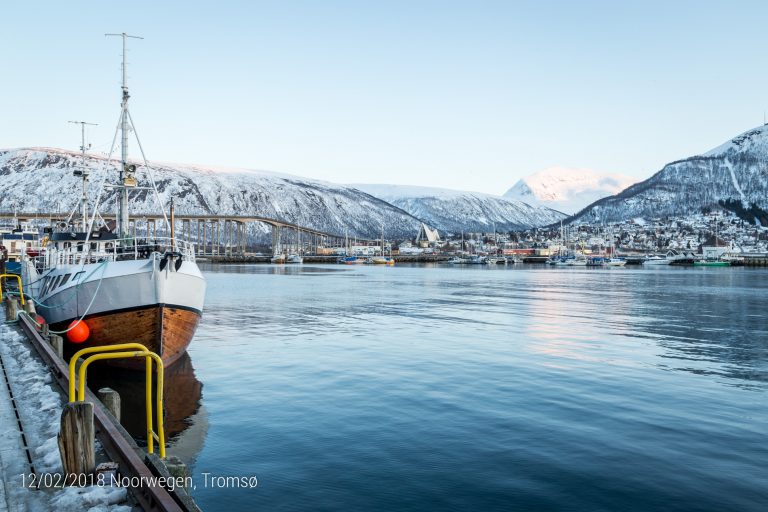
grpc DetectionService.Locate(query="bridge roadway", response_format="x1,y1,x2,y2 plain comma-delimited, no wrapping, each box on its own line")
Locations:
1,212,351,239
0,212,376,256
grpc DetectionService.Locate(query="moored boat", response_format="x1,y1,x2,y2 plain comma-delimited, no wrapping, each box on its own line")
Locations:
286,254,304,264
22,35,206,368
693,259,731,267
0,220,39,274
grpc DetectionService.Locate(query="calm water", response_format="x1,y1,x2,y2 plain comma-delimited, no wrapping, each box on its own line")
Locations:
173,264,767,511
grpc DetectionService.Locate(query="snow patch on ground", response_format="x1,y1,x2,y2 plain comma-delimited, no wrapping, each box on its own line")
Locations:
0,321,130,511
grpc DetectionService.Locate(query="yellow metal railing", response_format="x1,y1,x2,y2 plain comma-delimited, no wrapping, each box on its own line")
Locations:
0,274,25,306
68,343,166,458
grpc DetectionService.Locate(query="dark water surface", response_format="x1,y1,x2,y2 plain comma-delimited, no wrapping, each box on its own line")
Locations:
176,264,767,511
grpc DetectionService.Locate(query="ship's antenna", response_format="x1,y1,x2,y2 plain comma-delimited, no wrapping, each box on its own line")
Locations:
106,32,143,239
68,120,98,231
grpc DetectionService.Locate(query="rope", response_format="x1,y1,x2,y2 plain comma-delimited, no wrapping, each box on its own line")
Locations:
126,110,170,231
11,260,108,310
47,260,108,335
4,260,108,335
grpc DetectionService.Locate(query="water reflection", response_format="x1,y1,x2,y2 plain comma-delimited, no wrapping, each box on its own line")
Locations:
87,352,207,462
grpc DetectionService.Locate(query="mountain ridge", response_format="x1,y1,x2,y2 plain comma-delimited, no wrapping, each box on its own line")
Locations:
565,124,768,224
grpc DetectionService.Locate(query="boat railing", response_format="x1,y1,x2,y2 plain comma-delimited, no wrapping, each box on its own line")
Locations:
32,237,196,269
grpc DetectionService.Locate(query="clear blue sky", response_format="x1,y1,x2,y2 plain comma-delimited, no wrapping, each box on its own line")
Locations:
2,1,767,194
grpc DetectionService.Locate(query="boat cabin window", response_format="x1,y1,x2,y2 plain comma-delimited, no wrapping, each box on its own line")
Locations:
46,275,62,294
90,242,97,250
77,242,84,252
59,273,72,287
73,271,85,282
64,242,71,249
40,276,51,296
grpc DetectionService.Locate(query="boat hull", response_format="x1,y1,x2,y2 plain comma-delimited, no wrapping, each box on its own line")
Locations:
52,303,201,367
24,255,206,368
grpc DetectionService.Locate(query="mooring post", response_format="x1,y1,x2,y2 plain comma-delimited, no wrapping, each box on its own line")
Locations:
6,298,19,321
97,387,121,423
58,401,96,479
164,455,190,486
49,334,64,359
23,299,36,316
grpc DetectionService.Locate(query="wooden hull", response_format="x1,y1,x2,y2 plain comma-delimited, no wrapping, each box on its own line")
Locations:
54,304,201,369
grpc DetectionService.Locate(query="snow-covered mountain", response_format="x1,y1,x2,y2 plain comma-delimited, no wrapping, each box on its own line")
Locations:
0,148,422,239
352,184,566,233
568,125,768,224
503,167,638,214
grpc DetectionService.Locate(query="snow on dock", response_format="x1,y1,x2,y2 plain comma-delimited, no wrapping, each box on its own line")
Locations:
0,321,129,511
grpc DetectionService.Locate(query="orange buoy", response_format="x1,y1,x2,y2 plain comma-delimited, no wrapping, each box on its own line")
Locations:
34,315,46,331
67,320,90,344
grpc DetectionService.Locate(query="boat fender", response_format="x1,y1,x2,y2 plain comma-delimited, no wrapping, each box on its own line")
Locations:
159,256,169,271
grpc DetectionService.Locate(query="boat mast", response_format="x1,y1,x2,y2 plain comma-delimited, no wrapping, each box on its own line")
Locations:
68,120,97,231
106,32,143,239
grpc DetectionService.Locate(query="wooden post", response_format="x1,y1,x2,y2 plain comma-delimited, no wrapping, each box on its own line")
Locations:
49,334,64,359
163,455,190,486
58,401,96,479
97,388,121,423
23,299,36,316
6,298,18,321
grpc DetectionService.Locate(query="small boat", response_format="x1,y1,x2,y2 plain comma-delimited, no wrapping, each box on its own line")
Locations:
606,258,626,267
338,255,367,264
693,259,731,267
367,256,395,265
554,255,587,266
466,255,487,265
286,254,303,264
447,256,466,264
271,253,286,264
486,256,507,265
587,256,606,267
643,255,671,266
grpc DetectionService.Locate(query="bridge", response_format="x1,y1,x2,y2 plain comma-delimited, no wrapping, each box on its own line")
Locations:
0,212,375,257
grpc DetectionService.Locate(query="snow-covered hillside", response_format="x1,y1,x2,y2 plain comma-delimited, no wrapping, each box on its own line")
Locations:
568,125,768,224
0,148,421,239
503,167,638,214
352,184,565,233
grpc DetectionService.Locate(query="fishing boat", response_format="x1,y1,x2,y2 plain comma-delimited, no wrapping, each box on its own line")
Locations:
486,256,507,265
271,254,287,264
0,220,39,274
606,257,627,267
21,35,206,368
